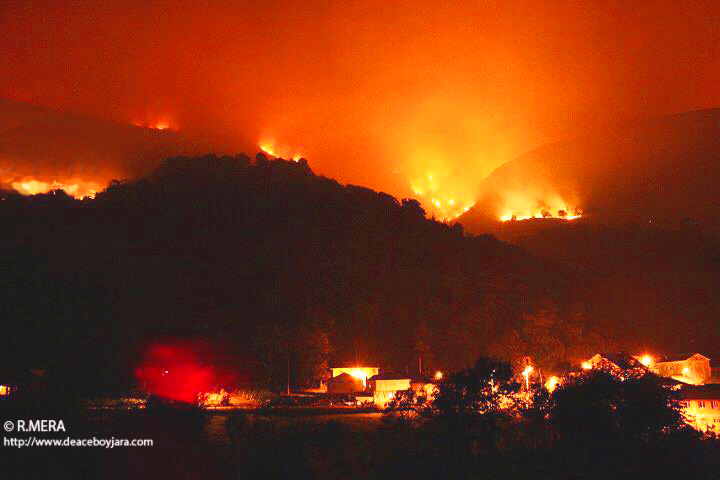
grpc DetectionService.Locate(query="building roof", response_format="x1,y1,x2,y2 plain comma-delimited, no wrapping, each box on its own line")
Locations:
657,353,710,363
369,372,410,381
329,365,379,372
327,372,363,383
594,353,643,370
680,384,720,400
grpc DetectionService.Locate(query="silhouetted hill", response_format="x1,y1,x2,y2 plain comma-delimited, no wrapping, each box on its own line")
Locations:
0,154,587,395
459,108,720,236
453,110,720,359
0,98,212,194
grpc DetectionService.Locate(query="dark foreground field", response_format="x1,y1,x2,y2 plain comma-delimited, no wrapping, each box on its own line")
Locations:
3,406,719,480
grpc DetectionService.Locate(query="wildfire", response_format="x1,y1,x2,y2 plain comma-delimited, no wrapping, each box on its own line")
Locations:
259,141,303,162
409,173,476,220
131,112,176,131
499,207,582,222
198,388,228,407
11,177,102,199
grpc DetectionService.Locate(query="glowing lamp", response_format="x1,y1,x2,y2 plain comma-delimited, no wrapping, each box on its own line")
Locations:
522,365,534,390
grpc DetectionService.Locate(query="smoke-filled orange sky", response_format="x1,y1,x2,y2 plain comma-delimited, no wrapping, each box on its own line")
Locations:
3,0,720,216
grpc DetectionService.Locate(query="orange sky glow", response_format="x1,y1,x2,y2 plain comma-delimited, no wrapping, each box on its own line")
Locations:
3,1,720,217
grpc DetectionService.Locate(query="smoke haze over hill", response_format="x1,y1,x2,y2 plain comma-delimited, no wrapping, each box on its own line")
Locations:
5,1,720,214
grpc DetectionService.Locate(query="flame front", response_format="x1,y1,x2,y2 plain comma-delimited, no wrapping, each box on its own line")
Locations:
11,177,103,199
409,172,476,220
499,207,582,222
259,140,303,162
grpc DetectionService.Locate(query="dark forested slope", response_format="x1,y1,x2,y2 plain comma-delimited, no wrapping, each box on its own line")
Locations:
0,154,585,393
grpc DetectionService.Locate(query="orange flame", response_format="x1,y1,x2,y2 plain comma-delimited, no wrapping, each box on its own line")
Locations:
409,172,476,220
499,207,582,222
259,140,303,162
11,177,103,199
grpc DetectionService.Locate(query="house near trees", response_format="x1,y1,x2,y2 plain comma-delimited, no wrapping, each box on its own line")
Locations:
681,384,720,432
329,367,379,388
579,352,720,432
368,372,412,408
653,353,712,385
583,353,646,374
327,373,365,394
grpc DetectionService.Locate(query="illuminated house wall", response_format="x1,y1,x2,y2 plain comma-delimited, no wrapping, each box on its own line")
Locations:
681,385,720,432
368,373,412,408
655,354,711,385
326,373,365,394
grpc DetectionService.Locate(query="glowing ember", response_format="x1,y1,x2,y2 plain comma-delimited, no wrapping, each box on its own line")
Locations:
581,361,593,370
434,370,443,380
0,385,8,396
11,177,103,199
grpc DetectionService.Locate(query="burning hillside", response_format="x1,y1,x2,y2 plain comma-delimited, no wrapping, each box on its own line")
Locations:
499,206,582,222
9,177,104,199
408,173,476,220
458,108,720,235
259,140,303,162
0,98,220,198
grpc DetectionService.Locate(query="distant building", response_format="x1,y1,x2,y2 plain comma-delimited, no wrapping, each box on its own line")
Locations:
681,384,720,432
368,372,411,408
584,353,646,373
329,366,379,388
327,373,365,394
655,354,711,385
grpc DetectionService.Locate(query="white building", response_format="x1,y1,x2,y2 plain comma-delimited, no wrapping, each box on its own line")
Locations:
367,372,411,408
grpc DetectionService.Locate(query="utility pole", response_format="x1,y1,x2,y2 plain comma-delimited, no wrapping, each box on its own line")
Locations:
286,355,290,395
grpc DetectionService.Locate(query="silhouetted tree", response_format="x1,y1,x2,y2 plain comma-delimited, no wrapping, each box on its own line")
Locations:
428,357,520,458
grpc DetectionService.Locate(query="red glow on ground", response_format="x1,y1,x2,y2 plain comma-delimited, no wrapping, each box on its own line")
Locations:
135,341,216,403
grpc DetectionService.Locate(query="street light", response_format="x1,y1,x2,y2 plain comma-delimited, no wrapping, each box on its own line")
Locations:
640,354,653,367
522,365,534,390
